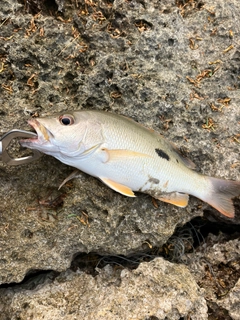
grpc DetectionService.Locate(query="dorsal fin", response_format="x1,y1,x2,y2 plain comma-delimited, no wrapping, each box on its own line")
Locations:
169,141,196,170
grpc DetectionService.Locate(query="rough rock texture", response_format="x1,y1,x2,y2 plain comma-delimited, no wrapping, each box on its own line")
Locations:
0,0,239,318
220,279,240,320
187,233,240,320
0,257,208,320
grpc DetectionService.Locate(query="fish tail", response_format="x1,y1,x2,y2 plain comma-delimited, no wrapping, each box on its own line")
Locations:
204,177,240,218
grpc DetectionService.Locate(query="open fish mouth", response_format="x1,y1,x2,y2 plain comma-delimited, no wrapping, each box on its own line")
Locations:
20,119,53,146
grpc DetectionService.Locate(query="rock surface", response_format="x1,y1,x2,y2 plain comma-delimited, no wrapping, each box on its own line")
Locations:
187,233,240,320
220,279,240,320
0,0,239,318
0,257,208,320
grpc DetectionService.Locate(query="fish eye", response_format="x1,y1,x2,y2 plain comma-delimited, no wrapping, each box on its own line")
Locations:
59,115,74,126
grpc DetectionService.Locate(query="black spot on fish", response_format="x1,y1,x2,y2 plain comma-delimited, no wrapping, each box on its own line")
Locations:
176,159,179,163
155,148,170,161
148,177,160,184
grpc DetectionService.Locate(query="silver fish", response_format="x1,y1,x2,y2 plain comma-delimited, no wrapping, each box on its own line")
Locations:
21,110,240,218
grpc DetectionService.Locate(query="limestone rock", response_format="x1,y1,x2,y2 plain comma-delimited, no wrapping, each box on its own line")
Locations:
0,0,239,318
0,258,208,320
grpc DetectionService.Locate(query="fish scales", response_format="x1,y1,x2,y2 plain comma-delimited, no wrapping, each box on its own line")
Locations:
88,111,204,195
21,110,240,218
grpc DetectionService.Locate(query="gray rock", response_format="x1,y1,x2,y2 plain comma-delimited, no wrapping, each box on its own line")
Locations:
0,258,208,320
187,234,240,319
0,0,239,318
220,278,240,320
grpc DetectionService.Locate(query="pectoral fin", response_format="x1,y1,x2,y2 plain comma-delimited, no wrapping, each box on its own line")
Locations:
102,149,151,163
157,192,189,208
100,177,135,197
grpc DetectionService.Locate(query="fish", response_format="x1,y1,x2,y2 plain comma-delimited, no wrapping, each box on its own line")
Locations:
21,110,240,218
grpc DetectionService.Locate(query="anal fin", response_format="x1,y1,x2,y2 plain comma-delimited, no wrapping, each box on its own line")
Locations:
100,177,135,197
157,192,189,208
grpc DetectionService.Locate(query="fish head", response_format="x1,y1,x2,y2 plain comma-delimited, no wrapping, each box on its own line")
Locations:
21,112,88,157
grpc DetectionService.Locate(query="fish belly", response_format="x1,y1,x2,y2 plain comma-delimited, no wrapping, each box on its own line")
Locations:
71,151,206,199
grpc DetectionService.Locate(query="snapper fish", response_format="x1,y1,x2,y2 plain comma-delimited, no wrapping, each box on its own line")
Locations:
21,110,240,218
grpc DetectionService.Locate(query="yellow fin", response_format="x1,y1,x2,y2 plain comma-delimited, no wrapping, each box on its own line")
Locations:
157,192,189,208
103,148,151,162
100,177,135,197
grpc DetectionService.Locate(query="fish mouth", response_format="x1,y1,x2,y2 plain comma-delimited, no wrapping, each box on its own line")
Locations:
20,119,54,146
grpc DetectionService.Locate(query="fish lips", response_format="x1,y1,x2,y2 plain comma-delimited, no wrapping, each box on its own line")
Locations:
20,119,54,148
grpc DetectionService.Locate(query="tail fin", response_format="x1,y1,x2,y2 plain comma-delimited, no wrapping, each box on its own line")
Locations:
205,177,240,218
